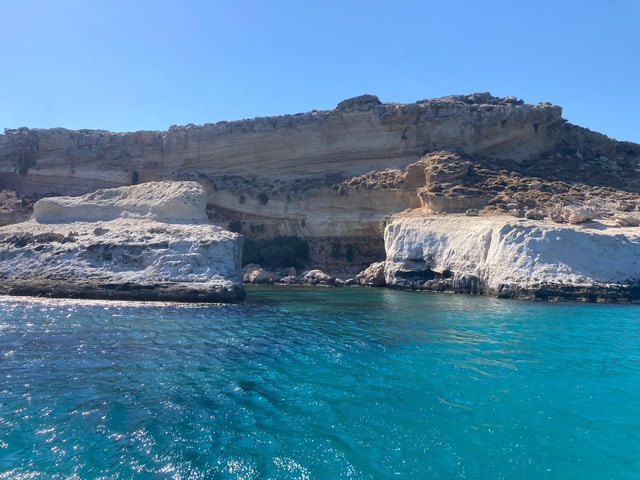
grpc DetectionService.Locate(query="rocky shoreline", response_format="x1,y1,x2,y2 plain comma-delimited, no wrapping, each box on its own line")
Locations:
242,212,640,303
242,262,384,288
0,278,245,303
241,268,640,304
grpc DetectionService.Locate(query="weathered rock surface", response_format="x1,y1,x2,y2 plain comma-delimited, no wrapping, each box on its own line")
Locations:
3,93,638,270
384,214,640,302
3,92,640,301
0,181,244,302
0,93,561,194
32,180,209,224
242,264,282,284
0,93,566,269
356,261,387,287
242,263,359,286
0,189,33,226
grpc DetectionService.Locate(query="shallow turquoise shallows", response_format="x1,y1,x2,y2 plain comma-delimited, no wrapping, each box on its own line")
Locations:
1,286,639,479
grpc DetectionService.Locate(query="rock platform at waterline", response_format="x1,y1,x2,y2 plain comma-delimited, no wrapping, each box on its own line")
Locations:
0,181,245,302
384,213,640,302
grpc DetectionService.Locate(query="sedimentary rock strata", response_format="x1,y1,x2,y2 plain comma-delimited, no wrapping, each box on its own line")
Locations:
0,93,561,193
2,92,640,300
0,93,567,271
0,182,244,302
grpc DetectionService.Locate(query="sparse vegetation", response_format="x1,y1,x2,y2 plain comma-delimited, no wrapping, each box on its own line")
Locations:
377,218,387,235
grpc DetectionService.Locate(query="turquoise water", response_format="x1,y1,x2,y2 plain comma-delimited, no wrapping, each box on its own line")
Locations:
1,286,639,479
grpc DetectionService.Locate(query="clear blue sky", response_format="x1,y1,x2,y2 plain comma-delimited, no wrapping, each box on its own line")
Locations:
1,0,638,143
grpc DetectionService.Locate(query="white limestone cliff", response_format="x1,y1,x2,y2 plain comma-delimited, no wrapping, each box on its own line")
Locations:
384,214,640,301
0,181,244,302
3,93,640,301
0,94,561,195
0,93,563,260
32,180,209,224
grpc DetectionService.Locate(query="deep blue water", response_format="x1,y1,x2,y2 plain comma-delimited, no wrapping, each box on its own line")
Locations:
1,286,639,479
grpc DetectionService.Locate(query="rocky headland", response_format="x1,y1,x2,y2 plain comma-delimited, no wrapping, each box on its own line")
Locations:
2,92,640,301
0,181,244,302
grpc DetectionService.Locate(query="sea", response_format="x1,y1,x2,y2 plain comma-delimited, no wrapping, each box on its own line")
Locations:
1,285,639,479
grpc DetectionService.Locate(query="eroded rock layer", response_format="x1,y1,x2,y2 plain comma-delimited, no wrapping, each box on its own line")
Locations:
0,182,244,302
385,214,640,302
2,93,640,299
1,93,561,192
0,93,565,270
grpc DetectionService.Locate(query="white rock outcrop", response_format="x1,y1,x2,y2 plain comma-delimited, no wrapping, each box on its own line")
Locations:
0,181,244,302
32,181,209,224
384,214,640,301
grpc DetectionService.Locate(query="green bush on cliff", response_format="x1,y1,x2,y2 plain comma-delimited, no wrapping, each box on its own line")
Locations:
377,218,387,235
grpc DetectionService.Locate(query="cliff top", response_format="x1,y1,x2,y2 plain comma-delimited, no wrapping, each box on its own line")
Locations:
2,93,555,137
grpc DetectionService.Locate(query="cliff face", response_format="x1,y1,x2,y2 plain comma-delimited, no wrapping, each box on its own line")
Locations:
0,93,564,269
0,93,561,193
2,92,640,283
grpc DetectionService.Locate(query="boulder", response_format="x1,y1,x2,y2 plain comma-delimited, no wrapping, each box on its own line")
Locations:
356,261,387,287
243,266,281,284
32,181,208,224
299,269,335,285
614,213,640,227
0,181,244,302
562,205,598,224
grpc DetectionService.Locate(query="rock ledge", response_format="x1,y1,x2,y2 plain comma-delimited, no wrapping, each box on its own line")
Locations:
384,214,640,302
0,181,244,302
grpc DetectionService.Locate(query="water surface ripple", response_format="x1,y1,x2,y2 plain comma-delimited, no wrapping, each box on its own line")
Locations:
1,287,639,478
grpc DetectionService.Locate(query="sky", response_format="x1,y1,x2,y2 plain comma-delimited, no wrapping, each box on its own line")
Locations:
1,0,639,143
